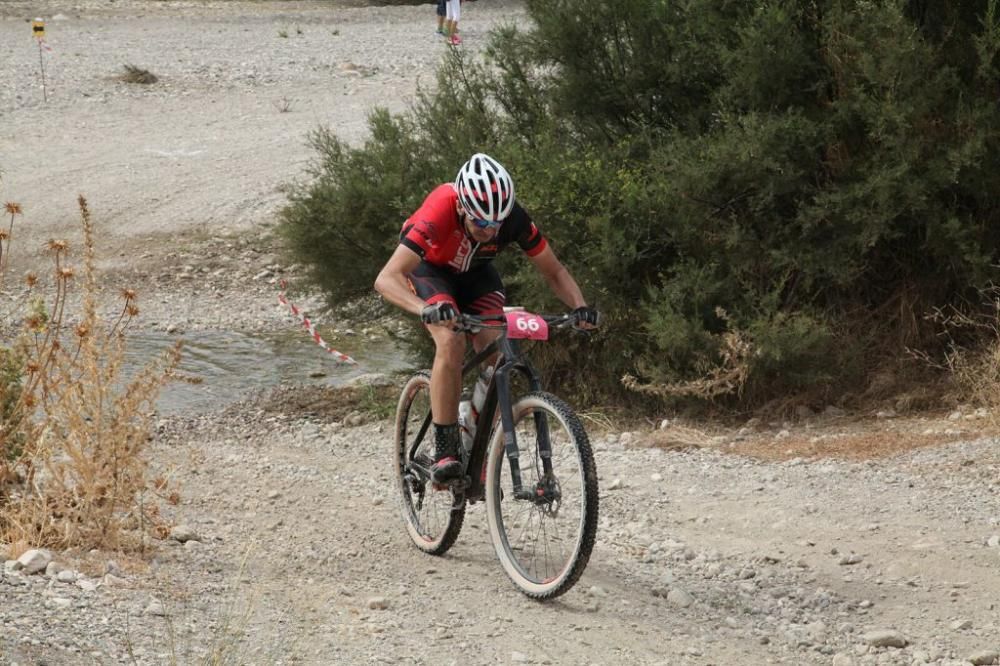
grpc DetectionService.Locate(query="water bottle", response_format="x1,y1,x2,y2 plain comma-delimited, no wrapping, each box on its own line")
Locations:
471,366,494,423
458,398,475,454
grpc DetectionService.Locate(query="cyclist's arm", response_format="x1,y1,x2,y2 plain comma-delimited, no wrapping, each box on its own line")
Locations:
527,245,588,310
374,245,425,316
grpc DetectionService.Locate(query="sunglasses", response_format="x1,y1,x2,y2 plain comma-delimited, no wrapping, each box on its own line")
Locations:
470,216,502,230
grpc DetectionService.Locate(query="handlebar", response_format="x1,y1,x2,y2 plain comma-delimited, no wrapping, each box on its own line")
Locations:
451,311,582,334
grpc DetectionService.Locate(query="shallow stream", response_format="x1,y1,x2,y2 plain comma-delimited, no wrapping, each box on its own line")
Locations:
124,329,415,415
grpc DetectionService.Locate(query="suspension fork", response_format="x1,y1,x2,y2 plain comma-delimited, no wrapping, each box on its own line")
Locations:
493,338,554,498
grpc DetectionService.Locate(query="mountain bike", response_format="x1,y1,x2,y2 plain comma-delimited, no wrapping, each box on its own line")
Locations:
393,309,599,599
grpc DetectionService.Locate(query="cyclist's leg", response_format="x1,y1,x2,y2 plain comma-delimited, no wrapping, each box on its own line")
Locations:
456,264,505,483
409,263,466,482
457,263,505,362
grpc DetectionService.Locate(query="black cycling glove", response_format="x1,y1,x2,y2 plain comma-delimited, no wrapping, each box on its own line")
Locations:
421,302,459,324
572,306,600,327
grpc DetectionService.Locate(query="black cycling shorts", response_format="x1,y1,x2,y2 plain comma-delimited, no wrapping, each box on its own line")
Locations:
408,261,506,315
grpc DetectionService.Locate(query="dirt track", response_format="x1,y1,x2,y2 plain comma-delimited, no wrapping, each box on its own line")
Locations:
2,3,1000,666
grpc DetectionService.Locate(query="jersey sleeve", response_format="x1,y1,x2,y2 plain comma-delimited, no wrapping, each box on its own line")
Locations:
399,184,455,259
512,207,548,257
400,219,435,258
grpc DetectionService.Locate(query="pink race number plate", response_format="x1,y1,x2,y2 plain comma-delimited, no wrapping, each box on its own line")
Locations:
505,311,549,340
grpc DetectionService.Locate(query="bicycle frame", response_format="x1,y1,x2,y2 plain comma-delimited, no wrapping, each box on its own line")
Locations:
407,320,559,503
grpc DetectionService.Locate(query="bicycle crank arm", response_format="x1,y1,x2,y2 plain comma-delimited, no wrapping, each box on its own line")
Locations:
406,458,433,482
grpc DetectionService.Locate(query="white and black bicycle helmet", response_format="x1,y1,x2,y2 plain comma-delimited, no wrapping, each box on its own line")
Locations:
454,153,515,222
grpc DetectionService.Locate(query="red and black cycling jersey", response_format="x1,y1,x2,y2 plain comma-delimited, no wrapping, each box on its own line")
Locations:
399,184,547,273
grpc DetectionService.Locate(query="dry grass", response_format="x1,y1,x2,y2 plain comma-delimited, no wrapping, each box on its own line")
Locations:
909,287,1000,429
258,383,397,422
632,424,712,451
625,409,992,462
729,429,968,462
622,308,752,400
118,544,286,666
119,64,158,84
273,96,294,113
0,196,180,552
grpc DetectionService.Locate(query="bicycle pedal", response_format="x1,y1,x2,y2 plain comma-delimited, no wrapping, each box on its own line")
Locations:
432,476,470,492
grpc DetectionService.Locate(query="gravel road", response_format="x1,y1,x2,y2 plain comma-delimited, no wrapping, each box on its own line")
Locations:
2,3,999,666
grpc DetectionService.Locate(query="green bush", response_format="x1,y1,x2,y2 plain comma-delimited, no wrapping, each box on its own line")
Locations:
280,111,433,300
280,0,1000,410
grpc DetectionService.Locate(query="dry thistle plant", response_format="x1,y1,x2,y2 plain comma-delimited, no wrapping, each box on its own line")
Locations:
0,201,22,291
0,196,181,553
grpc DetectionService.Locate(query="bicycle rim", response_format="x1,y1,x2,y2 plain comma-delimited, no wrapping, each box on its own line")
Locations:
394,371,465,555
485,391,598,599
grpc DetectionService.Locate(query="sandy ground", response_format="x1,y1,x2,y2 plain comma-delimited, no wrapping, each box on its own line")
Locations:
2,3,1000,666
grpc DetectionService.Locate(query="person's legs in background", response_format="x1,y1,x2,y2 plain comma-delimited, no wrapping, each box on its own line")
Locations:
435,0,446,35
446,0,461,44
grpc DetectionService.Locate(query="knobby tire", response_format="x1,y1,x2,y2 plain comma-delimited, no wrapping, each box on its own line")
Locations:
484,391,599,599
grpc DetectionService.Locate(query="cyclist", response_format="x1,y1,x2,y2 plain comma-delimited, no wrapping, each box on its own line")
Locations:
374,153,599,484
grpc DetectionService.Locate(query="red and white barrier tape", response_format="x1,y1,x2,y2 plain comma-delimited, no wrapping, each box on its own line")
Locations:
278,280,357,365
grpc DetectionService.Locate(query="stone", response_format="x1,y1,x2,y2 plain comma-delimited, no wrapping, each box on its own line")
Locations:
103,573,127,587
862,630,908,648
145,599,167,616
77,579,99,592
667,588,694,608
969,651,1000,665
169,524,199,543
344,373,393,388
56,570,78,584
367,596,389,610
16,549,52,575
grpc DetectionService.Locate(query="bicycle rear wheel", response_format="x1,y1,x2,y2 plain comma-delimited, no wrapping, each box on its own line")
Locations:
484,391,598,599
394,371,465,555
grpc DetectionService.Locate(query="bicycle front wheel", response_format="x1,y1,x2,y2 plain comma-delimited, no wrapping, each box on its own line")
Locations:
394,371,465,555
484,391,598,599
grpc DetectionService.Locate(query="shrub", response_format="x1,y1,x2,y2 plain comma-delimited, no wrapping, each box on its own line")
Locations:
119,64,158,84
280,0,1000,410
